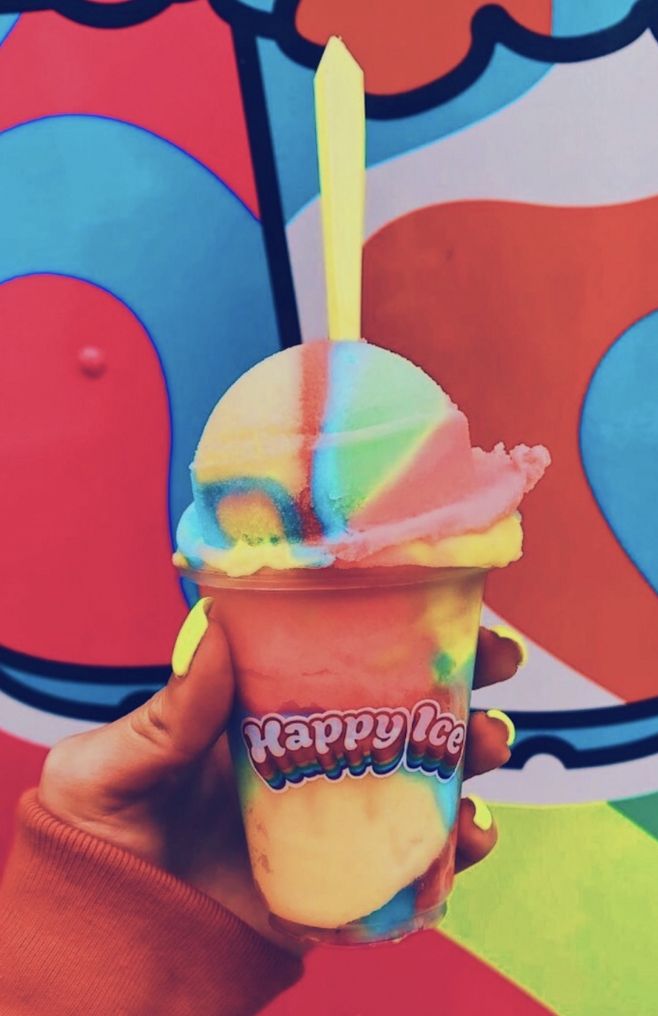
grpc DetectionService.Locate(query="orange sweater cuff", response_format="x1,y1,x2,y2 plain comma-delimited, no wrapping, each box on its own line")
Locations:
0,790,301,1015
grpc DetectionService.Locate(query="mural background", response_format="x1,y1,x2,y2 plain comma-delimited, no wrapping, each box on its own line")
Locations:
0,1,657,1011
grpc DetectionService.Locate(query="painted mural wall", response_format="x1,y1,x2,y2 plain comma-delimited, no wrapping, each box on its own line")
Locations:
1,2,656,1012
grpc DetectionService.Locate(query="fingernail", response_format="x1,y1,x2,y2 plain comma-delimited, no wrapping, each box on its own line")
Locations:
171,598,213,677
486,708,516,746
490,624,528,667
466,794,493,832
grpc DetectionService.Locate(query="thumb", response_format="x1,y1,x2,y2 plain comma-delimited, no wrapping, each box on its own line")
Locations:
127,598,235,777
41,599,235,807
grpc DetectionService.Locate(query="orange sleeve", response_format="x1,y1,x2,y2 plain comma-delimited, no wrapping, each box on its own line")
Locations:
0,790,301,1015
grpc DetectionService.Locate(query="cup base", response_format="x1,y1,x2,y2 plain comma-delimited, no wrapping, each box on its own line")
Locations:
269,901,448,947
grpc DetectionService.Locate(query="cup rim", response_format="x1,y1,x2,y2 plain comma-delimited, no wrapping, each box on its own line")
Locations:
177,563,489,592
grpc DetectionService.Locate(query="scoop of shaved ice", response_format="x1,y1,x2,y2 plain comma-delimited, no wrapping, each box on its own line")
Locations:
176,340,550,577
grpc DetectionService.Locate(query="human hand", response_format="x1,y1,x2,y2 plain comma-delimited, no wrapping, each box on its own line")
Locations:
39,605,524,950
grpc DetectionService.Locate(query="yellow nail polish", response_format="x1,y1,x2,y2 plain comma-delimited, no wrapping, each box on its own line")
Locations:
171,598,213,677
490,624,528,667
467,794,493,832
486,708,516,746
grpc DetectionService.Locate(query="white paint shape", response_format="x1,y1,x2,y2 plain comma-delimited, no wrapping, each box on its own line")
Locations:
0,688,97,747
465,751,658,805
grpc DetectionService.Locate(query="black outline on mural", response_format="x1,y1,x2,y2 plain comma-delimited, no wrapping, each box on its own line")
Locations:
0,642,169,685
2,638,658,770
0,666,159,720
0,0,192,29
491,700,658,769
231,25,303,348
214,0,658,119
1,0,656,106
506,734,658,770
0,643,169,721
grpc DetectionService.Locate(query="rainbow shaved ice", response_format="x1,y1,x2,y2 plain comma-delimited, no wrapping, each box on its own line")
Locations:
175,337,549,941
176,339,549,578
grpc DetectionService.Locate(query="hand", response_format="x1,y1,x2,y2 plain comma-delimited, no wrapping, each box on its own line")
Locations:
39,611,524,950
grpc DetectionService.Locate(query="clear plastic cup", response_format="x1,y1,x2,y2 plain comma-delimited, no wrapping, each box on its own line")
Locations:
181,564,487,945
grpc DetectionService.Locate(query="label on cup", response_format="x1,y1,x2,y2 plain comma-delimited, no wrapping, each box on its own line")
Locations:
241,700,466,792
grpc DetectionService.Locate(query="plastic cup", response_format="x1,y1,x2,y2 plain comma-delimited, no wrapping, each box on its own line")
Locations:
183,564,487,945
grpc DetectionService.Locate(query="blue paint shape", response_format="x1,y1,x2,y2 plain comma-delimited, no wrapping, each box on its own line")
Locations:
0,13,18,46
580,309,658,595
0,115,279,588
240,0,275,11
553,0,637,36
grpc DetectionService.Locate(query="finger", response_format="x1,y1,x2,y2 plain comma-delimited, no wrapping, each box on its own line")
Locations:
463,710,514,779
118,604,234,789
455,795,498,873
42,602,234,803
473,626,526,689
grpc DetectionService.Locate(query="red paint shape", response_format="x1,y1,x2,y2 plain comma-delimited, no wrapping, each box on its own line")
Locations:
363,199,658,703
0,730,46,871
263,930,555,1015
0,275,187,666
296,0,551,95
0,3,257,213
